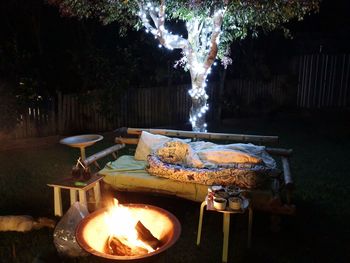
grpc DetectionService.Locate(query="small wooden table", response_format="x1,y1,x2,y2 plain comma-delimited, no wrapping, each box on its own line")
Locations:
196,197,253,263
47,174,103,217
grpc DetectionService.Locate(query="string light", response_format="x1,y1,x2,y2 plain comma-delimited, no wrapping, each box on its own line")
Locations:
138,2,225,131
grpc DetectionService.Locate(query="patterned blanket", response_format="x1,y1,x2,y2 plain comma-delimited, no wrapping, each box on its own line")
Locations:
146,154,278,189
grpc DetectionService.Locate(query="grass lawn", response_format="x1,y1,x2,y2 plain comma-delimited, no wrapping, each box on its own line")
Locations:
0,114,349,263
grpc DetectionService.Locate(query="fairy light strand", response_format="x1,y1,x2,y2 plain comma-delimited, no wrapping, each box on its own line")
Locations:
138,2,225,131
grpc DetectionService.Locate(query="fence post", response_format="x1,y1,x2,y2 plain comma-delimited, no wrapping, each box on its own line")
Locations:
57,91,63,134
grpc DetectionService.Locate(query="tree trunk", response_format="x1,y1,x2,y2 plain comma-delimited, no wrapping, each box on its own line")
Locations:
189,76,208,132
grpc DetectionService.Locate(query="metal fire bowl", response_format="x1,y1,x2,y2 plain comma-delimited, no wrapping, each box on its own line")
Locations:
76,204,181,262
60,134,103,148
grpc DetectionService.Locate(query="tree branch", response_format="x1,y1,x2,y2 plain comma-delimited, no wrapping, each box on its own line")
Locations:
204,10,224,71
138,0,189,50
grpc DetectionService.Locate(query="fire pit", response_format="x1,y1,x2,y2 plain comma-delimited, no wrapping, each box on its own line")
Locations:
76,202,181,261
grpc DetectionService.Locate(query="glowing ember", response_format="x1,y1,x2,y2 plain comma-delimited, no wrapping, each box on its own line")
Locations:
103,199,160,256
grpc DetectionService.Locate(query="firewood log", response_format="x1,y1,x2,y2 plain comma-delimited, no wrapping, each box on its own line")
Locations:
107,236,132,256
135,221,161,250
106,236,148,256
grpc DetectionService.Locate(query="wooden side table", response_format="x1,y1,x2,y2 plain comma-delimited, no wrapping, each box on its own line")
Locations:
47,174,103,217
196,197,253,263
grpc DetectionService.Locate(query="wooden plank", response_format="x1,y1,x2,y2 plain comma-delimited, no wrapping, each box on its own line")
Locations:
138,88,141,126
318,54,323,107
146,88,150,126
25,108,30,137
69,94,76,129
322,55,329,107
307,55,313,108
67,94,71,131
125,89,130,127
62,94,67,133
141,88,144,126
57,92,62,133
345,54,350,106
330,55,336,107
301,55,308,108
78,97,82,131
29,108,34,137
339,54,346,107
301,55,306,107
313,54,319,108
98,101,102,131
51,97,56,134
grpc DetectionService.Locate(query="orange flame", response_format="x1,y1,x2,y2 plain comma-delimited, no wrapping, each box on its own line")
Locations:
104,198,155,252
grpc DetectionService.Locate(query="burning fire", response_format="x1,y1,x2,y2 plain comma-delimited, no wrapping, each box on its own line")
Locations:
99,198,162,256
78,198,178,259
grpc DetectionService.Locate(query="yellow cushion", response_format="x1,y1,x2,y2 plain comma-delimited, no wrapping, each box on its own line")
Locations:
99,155,207,202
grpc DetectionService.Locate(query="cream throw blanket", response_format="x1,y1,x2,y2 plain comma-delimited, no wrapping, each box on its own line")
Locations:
156,141,276,169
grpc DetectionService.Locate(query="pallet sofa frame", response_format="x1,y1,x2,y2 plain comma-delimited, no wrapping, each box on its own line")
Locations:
83,127,295,215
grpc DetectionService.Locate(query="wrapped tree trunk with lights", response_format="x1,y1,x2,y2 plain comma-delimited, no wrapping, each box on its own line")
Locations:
138,1,224,131
50,0,320,132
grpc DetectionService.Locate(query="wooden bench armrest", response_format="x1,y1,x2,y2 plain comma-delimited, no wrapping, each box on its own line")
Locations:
281,157,293,188
83,144,125,167
266,147,294,190
125,127,279,144
115,137,139,145
266,147,293,157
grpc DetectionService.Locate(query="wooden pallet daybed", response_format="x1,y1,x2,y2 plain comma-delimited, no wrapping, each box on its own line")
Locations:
83,127,295,215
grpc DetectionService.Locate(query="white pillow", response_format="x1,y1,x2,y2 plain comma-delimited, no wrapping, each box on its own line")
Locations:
155,140,204,168
134,131,172,161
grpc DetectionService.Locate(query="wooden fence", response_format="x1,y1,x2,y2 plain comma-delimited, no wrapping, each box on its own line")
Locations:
4,53,350,140
5,78,286,139
225,76,289,106
55,85,193,134
6,98,56,139
297,53,350,108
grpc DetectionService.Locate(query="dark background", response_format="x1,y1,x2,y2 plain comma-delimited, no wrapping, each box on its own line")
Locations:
1,0,349,92
0,0,349,131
